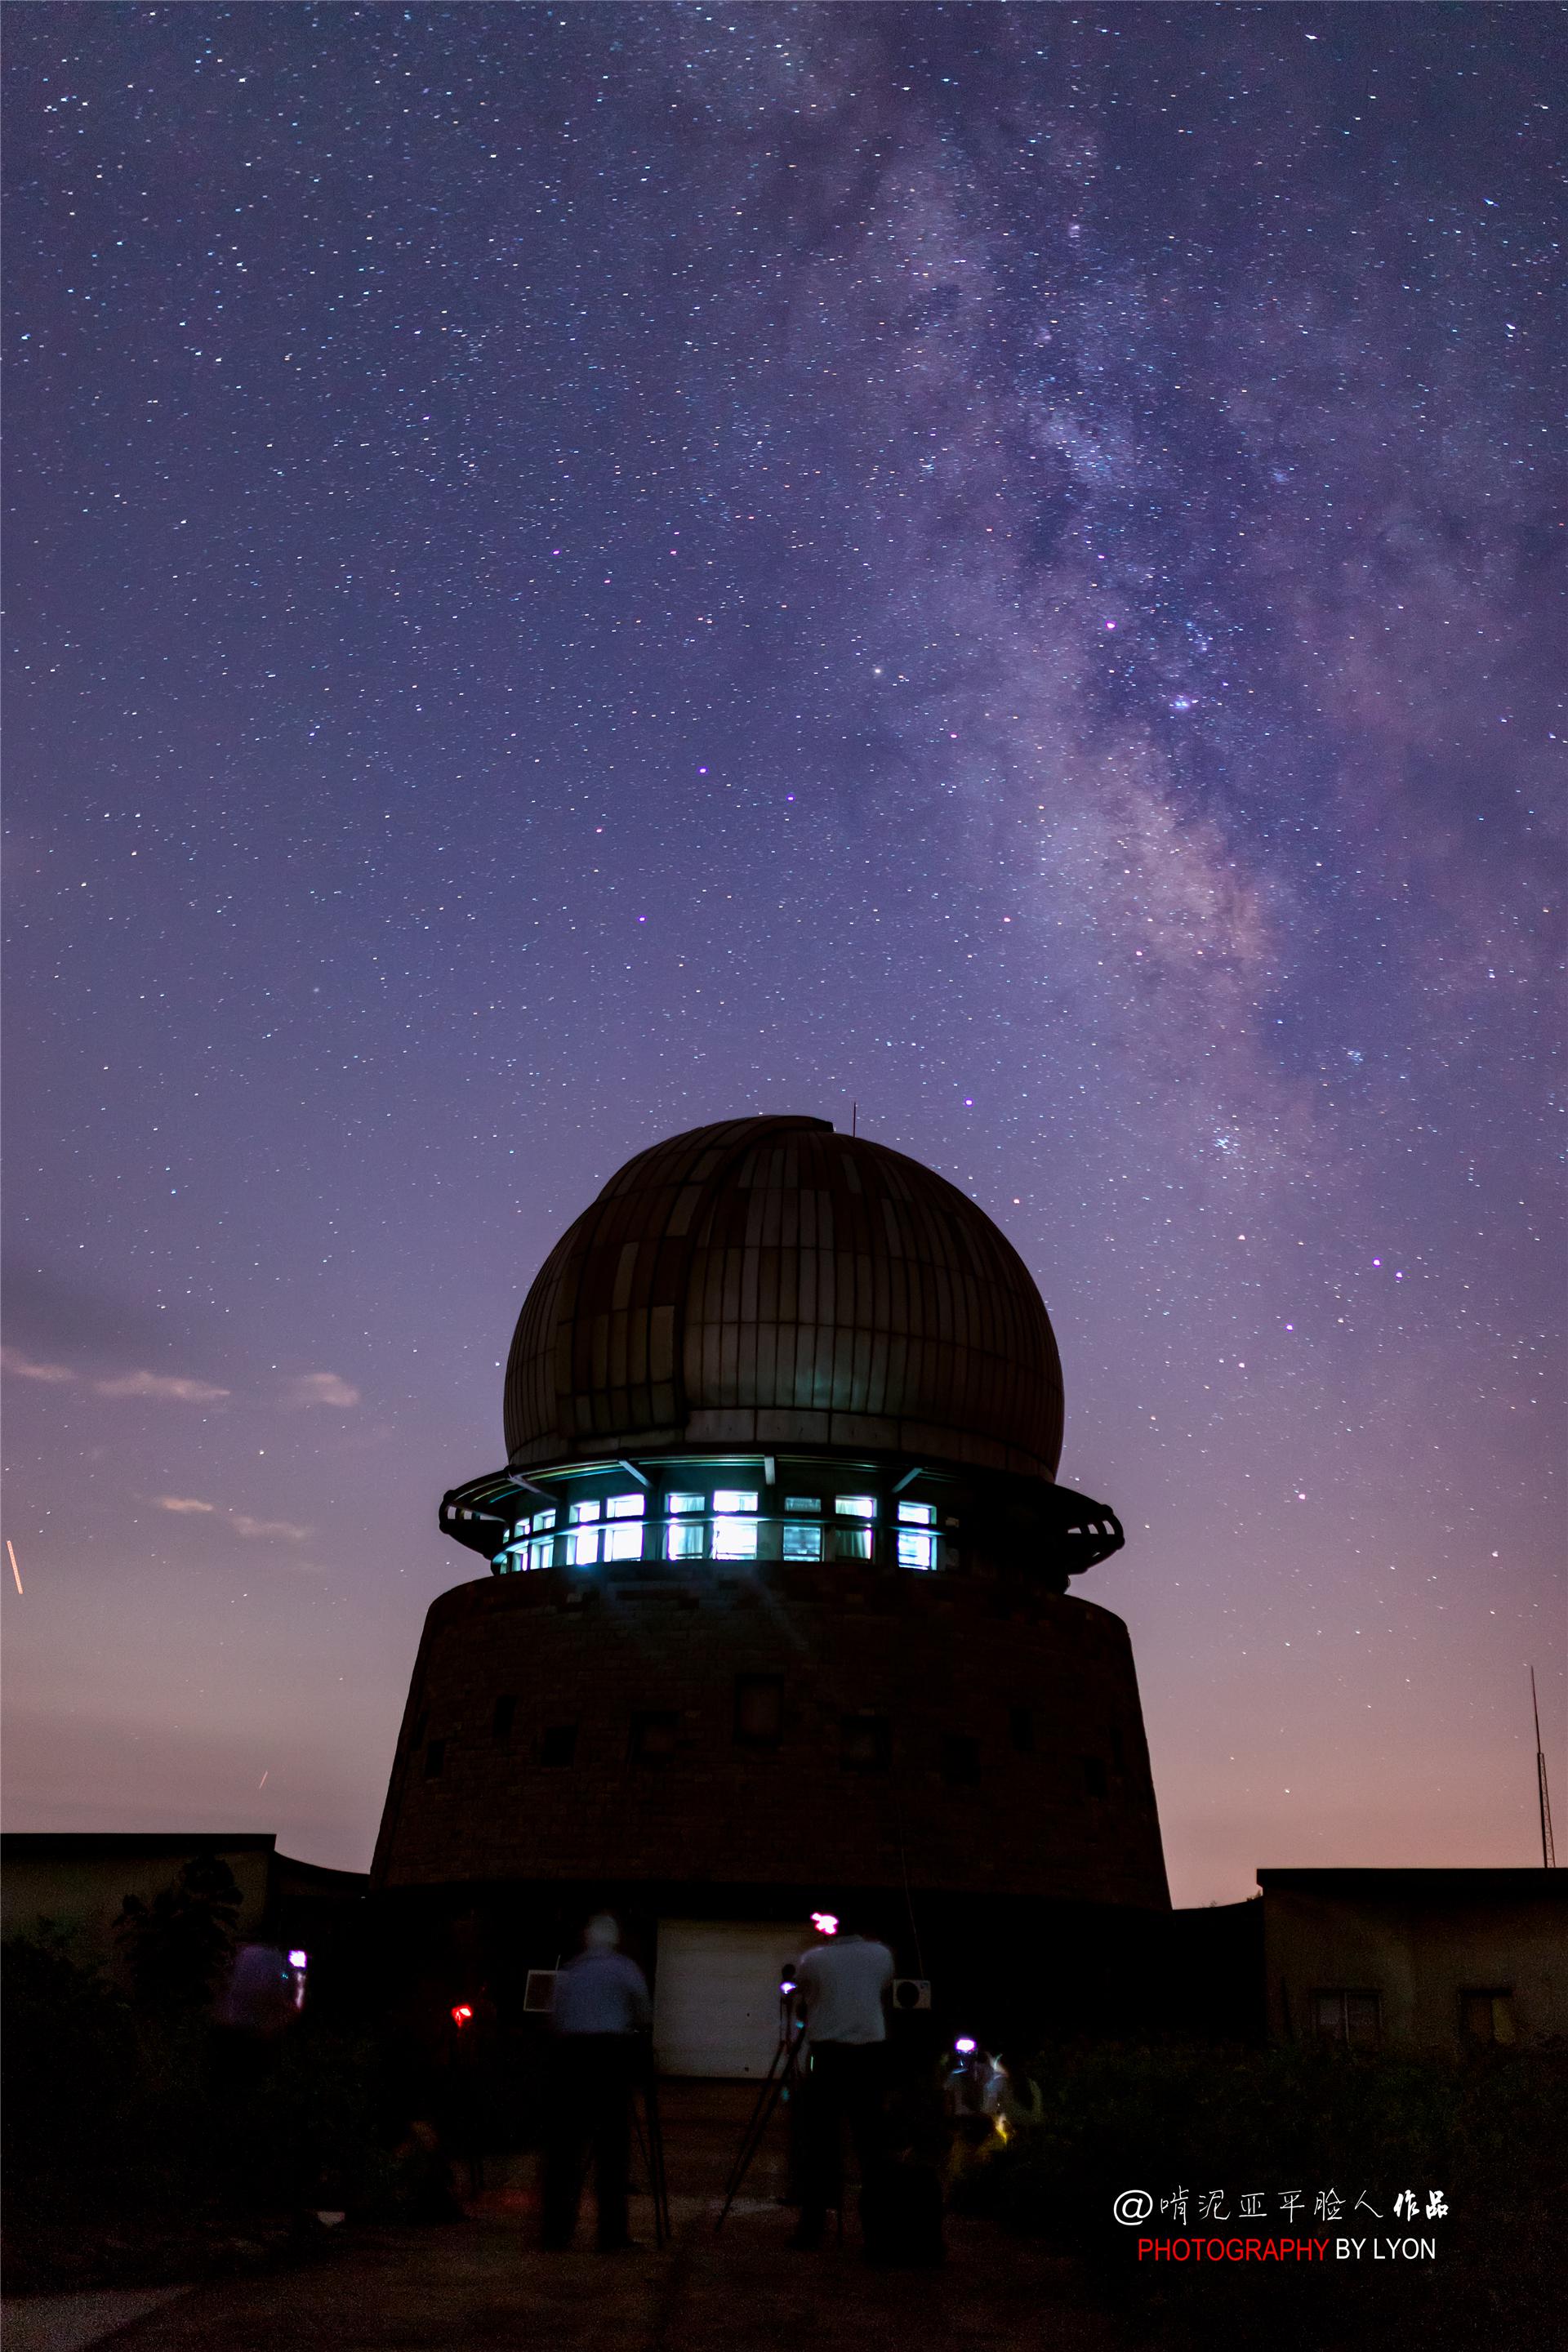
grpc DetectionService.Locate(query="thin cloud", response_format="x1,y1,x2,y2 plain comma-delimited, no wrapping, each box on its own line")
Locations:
96,1370,230,1404
0,1348,76,1385
151,1494,309,1543
283,1371,360,1410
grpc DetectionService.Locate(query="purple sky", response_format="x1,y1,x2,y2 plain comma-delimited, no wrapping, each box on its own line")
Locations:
3,5,1561,1904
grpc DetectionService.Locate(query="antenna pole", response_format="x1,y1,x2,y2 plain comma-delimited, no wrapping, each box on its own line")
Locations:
1531,1667,1556,1869
851,1101,857,1138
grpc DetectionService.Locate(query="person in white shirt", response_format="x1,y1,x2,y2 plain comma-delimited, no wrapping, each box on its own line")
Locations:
790,1918,894,2249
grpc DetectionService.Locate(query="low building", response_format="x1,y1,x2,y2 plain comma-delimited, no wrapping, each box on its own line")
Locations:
1,1831,366,1978
1259,1868,1566,2051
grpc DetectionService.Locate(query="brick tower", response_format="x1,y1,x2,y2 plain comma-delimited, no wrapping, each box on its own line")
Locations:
372,1116,1168,2064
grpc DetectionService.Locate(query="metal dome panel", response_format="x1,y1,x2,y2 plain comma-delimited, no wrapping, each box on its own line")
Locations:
503,1117,1064,1477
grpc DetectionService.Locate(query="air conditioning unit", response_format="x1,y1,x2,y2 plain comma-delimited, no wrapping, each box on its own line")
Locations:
891,1976,932,2011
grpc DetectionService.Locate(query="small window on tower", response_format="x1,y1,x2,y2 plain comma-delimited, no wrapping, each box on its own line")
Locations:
604,1521,644,1562
531,1508,557,1532
896,1531,934,1570
630,1710,679,1762
567,1525,600,1567
784,1496,822,1514
840,1714,891,1771
527,1535,555,1570
568,1500,601,1524
606,1492,645,1519
897,1501,935,1526
540,1723,577,1767
712,1490,758,1515
734,1675,783,1748
834,1528,872,1562
782,1522,823,1561
667,1492,706,1514
666,1521,706,1561
835,1495,876,1519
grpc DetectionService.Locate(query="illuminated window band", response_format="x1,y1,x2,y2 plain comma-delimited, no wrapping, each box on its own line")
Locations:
487,1479,949,1576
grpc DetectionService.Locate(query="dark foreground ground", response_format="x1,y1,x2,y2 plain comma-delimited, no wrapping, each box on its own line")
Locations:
2,2085,1126,2352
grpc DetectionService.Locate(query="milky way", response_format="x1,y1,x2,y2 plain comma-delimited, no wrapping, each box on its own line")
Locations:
4,6,1561,1896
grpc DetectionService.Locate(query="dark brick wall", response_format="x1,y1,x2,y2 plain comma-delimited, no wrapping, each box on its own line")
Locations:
372,1565,1168,1910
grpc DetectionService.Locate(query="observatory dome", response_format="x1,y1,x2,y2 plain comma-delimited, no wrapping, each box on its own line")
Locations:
503,1116,1064,1479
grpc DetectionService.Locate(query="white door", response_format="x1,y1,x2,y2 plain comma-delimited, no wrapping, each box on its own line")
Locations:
653,1919,804,2078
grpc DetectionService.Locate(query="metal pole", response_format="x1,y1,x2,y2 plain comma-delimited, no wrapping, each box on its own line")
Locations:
1531,1667,1556,1869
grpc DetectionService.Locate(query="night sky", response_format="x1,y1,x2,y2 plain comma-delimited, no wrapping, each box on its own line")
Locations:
4,5,1561,1903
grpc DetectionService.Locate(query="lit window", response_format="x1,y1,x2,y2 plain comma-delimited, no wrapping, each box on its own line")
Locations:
604,1521,644,1561
782,1523,822,1561
897,1501,935,1526
527,1535,555,1570
567,1526,600,1566
835,1495,876,1519
713,1517,759,1560
897,1531,934,1570
834,1528,872,1562
666,1521,705,1560
784,1496,822,1514
713,1490,758,1514
606,1492,645,1519
531,1508,557,1532
668,1492,706,1514
569,1500,601,1524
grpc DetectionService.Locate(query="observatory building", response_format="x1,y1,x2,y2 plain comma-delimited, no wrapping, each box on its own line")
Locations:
372,1116,1168,2060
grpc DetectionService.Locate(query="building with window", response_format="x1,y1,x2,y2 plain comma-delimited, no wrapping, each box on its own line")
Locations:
1259,1869,1567,2051
371,1115,1169,2066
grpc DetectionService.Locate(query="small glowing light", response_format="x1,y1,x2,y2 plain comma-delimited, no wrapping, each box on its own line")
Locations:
809,1911,839,1937
779,1977,797,1996
7,1540,22,1596
288,1950,308,1969
451,2003,474,2027
955,2037,977,2055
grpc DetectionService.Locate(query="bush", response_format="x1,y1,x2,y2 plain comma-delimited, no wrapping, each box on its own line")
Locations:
961,2040,1567,2351
2,1925,403,2287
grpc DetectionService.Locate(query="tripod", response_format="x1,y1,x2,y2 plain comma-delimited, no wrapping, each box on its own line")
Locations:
715,1993,842,2237
630,2067,671,2247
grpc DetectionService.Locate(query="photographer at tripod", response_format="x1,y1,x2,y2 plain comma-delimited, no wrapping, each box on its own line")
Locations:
788,1914,893,2252
540,1913,652,2253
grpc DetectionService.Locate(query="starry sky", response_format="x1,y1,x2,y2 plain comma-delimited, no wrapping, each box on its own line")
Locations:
4,4,1561,1903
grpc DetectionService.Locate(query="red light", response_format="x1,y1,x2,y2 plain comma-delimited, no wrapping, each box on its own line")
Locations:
451,2004,474,2027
